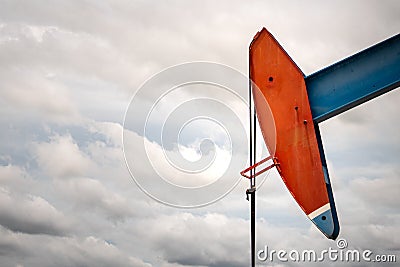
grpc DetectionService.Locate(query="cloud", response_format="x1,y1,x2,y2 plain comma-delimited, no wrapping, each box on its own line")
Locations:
0,165,72,236
87,121,124,147
0,227,151,267
0,165,34,193
33,134,92,178
318,87,400,170
0,1,399,267
55,177,135,221
30,127,141,221
350,173,400,209
0,187,71,236
0,21,137,87
0,68,80,124
138,212,249,267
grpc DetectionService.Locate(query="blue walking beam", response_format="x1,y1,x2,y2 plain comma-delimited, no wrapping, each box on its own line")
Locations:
306,33,400,123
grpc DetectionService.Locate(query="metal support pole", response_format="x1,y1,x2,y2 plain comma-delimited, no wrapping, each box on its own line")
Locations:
247,52,256,267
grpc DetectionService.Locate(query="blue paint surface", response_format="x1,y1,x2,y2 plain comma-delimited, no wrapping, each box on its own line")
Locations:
306,33,400,123
312,209,336,239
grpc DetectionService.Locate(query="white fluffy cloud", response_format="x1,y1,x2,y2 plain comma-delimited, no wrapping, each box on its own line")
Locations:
0,227,151,267
33,134,92,178
55,177,135,220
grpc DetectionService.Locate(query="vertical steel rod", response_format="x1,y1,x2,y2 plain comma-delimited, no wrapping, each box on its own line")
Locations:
248,55,254,267
248,53,256,267
251,96,257,267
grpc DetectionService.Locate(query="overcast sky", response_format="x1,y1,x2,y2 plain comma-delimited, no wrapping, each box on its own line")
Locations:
0,1,399,266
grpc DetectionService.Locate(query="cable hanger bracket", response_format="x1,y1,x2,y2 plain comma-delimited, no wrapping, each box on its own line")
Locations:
240,156,280,179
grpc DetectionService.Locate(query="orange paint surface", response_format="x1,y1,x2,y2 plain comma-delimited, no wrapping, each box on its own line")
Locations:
250,28,329,215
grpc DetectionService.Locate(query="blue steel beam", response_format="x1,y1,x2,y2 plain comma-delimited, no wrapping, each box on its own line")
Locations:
306,33,400,123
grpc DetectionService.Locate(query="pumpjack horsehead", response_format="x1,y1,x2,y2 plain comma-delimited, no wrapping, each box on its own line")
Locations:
241,28,400,266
